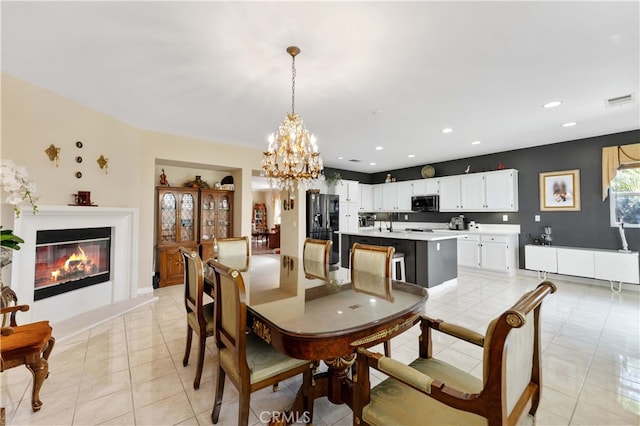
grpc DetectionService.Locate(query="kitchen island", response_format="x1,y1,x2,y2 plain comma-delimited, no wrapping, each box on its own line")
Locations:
340,229,463,288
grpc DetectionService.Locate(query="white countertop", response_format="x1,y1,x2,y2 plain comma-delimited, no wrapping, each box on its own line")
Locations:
357,222,520,236
341,229,465,241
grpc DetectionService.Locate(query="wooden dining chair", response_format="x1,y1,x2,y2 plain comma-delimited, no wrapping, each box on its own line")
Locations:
350,243,395,356
0,286,55,412
352,281,557,426
302,238,332,280
207,259,315,426
178,247,214,390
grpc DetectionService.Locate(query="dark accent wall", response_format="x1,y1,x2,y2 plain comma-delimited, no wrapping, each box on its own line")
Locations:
323,167,372,184
330,130,640,268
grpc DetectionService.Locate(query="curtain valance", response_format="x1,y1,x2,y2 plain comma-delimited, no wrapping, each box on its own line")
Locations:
602,143,640,200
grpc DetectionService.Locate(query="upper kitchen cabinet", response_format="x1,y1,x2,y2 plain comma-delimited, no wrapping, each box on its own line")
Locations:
372,184,384,211
438,176,462,211
359,184,373,212
483,169,518,211
439,169,518,212
380,181,413,212
331,179,360,204
412,178,440,195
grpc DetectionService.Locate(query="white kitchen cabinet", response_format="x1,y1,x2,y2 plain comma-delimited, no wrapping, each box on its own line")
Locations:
332,179,359,203
425,179,440,195
372,185,384,211
339,201,359,233
524,244,639,292
396,181,413,211
457,233,518,275
457,234,480,268
480,235,512,272
439,169,518,212
381,183,396,211
460,174,484,210
380,181,413,212
359,184,373,212
484,170,518,211
438,176,462,210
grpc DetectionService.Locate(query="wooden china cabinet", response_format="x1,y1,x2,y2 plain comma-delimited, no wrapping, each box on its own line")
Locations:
198,189,234,261
156,186,234,286
156,187,199,287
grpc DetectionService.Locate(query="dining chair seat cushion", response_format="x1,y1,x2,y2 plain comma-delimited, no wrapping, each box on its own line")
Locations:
187,302,214,334
219,333,309,385
362,357,485,426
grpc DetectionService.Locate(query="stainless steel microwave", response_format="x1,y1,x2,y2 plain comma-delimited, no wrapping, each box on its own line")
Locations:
411,195,439,212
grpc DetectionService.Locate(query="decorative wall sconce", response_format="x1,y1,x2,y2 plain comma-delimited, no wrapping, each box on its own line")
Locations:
97,155,109,174
45,144,61,167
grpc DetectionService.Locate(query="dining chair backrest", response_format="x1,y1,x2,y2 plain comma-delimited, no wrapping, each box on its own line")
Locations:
214,236,250,259
303,238,332,280
179,247,206,324
208,259,248,374
350,243,395,300
350,243,394,278
303,238,332,264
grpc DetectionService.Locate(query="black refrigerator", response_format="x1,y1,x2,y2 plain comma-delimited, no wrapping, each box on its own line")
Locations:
306,192,340,264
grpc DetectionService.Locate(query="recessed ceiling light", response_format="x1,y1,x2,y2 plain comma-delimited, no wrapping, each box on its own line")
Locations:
562,122,577,127
369,162,376,166
471,140,481,145
375,146,383,150
408,154,415,158
543,101,562,108
442,128,453,134
337,156,344,160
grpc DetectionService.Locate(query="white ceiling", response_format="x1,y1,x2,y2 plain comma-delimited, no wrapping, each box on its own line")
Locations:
2,1,638,174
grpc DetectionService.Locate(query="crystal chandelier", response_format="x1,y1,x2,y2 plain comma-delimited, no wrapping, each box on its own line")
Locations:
261,46,323,198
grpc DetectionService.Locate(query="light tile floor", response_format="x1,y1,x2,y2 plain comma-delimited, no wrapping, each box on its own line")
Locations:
2,269,639,425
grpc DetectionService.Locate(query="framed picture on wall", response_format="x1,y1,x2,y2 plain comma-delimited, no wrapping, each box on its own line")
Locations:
539,169,581,211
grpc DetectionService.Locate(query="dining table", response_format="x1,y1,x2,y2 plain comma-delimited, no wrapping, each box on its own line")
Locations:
204,253,429,417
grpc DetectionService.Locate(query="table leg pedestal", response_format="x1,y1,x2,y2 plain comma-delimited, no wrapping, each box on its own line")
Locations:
269,354,357,425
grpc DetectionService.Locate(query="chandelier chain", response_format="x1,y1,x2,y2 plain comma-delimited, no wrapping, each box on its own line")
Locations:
291,55,296,114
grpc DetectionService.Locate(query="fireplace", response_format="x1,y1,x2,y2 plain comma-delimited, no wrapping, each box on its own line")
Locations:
34,227,112,301
6,205,143,325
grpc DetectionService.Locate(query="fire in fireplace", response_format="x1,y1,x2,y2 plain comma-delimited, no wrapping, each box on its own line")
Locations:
34,227,112,301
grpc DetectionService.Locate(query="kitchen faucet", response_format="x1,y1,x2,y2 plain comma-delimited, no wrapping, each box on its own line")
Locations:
386,212,393,232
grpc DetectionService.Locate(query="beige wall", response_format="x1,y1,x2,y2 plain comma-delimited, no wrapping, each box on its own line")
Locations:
2,73,263,292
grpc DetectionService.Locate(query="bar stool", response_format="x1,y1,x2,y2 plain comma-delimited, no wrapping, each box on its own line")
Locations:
392,252,406,281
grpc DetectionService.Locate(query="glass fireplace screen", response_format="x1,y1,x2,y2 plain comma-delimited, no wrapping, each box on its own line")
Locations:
34,227,112,301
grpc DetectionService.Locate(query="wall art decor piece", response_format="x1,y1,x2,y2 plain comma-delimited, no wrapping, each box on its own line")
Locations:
45,144,61,167
539,169,581,211
97,155,108,173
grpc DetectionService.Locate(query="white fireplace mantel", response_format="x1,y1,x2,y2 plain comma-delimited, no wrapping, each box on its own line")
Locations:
6,205,142,324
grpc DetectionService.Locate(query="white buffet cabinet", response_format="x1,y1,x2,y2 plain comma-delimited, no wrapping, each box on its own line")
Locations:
525,245,639,292
457,233,519,276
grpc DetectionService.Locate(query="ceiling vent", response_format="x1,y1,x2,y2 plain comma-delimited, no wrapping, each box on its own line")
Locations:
605,93,635,108
348,159,362,162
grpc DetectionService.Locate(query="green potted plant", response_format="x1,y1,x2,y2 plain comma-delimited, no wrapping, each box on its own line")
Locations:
325,171,342,186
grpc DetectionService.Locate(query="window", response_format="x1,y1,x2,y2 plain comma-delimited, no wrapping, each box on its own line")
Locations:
610,168,640,228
